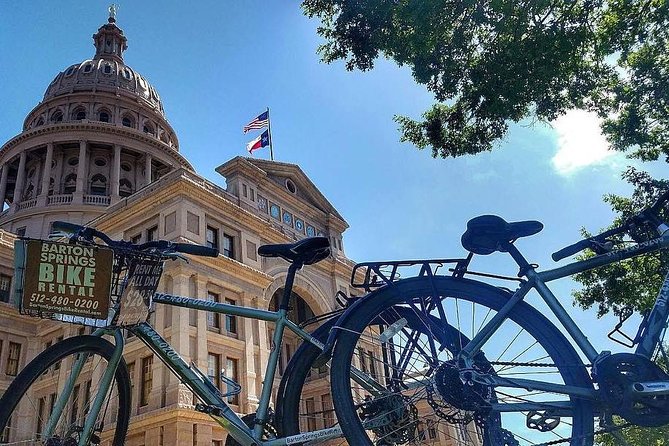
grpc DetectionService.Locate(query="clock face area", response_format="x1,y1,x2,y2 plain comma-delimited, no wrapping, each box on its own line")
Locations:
295,219,304,232
306,225,315,237
283,211,293,226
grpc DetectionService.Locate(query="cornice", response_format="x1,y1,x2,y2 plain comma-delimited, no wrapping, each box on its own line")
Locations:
0,122,192,170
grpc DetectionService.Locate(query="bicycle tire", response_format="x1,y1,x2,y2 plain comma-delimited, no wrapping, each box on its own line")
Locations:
275,318,337,439
0,335,131,446
330,276,595,446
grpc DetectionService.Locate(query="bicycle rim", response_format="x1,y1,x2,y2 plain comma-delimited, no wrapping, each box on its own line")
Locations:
0,335,131,446
330,277,594,446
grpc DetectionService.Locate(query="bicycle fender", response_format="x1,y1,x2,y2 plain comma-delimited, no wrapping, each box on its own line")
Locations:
313,297,370,368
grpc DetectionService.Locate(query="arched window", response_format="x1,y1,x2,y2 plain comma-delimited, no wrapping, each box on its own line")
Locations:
143,123,154,135
72,108,86,121
89,174,107,196
119,179,133,197
99,111,110,123
270,289,315,324
51,111,63,123
35,118,44,127
63,174,77,194
122,115,134,128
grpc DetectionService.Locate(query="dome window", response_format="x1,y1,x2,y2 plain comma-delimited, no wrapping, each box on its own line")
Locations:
65,67,75,76
51,111,63,123
119,179,133,197
94,158,107,167
103,64,112,75
67,157,79,167
122,69,132,80
89,174,107,196
143,123,154,135
122,115,134,128
83,63,93,73
63,174,77,194
72,108,86,121
121,163,132,172
99,111,110,123
34,118,44,127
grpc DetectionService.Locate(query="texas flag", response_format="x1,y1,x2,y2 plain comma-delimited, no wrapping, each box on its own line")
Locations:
246,130,270,154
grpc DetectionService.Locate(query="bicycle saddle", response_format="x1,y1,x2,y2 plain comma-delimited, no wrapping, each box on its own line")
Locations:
258,237,330,265
461,215,543,255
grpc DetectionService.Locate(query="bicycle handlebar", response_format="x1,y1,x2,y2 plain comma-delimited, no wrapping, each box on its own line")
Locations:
551,189,669,262
51,221,218,257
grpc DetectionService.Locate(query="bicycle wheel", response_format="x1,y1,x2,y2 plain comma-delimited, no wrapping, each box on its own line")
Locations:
275,318,338,439
330,276,595,446
0,335,131,446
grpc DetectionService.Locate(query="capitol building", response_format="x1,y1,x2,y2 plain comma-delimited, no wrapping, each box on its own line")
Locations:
0,13,464,446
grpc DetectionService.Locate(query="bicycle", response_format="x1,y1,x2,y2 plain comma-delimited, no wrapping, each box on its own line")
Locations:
1,221,370,446
318,190,669,445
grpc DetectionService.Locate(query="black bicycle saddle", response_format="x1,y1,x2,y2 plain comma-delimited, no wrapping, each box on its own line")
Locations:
461,215,543,255
258,237,330,265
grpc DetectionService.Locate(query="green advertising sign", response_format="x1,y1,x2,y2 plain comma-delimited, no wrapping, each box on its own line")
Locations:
22,240,114,318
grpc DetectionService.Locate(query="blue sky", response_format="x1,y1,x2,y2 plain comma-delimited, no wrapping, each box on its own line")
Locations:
1,2,665,350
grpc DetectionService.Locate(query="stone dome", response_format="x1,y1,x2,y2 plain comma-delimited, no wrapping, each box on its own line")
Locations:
41,18,165,120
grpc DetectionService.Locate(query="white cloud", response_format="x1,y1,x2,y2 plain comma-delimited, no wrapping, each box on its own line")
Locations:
551,110,620,175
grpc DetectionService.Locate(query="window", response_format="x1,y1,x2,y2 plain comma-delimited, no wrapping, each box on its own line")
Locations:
207,292,220,330
103,64,112,74
321,393,334,428
51,111,63,122
63,174,77,194
207,353,221,389
140,356,153,406
122,116,134,128
224,298,237,335
427,419,438,439
6,342,21,376
143,124,154,135
305,398,317,432
36,397,45,437
0,274,12,303
213,441,223,446
147,226,158,241
119,178,133,197
223,234,234,258
99,111,110,123
15,226,26,237
225,358,239,405
192,424,198,446
70,384,80,425
89,174,107,196
130,234,142,244
205,226,218,250
73,108,86,121
83,63,93,73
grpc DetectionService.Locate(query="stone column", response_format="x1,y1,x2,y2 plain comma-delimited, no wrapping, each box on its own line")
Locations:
145,154,152,187
0,164,9,211
73,140,87,204
11,151,27,211
111,145,121,204
37,143,54,206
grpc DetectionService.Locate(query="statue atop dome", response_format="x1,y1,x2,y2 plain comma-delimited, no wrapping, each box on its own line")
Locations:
108,4,118,23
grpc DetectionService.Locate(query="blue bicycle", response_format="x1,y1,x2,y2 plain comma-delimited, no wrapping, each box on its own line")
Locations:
322,191,669,445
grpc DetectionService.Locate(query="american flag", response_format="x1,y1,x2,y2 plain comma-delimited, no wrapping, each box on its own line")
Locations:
243,110,269,133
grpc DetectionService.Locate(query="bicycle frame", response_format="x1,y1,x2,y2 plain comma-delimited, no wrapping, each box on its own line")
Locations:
458,230,669,406
45,279,351,446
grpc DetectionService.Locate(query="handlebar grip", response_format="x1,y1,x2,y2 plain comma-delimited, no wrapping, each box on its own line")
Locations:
172,243,219,257
52,221,86,234
551,239,592,262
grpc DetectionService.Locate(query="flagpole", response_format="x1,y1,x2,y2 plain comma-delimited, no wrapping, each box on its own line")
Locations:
266,107,274,161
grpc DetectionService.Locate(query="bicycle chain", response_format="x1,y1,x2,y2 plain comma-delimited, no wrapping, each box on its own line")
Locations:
490,360,592,368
